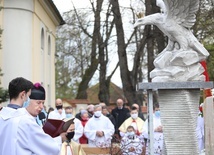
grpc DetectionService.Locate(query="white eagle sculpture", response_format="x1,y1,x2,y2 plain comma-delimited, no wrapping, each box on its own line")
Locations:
134,0,210,82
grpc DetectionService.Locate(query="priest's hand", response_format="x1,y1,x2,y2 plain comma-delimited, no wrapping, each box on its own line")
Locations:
128,147,135,152
96,131,104,137
154,126,163,133
60,132,67,142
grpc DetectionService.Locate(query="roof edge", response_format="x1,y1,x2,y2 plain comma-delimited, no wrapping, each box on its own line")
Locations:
39,0,65,26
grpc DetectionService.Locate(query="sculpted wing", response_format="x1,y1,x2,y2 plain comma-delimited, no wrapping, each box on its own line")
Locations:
164,0,199,28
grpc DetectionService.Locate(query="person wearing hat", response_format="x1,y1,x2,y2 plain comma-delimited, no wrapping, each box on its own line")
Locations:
26,83,47,117
0,82,67,155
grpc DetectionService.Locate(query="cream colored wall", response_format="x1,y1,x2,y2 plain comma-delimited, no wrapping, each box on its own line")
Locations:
0,0,34,107
32,0,57,108
1,0,33,87
0,0,59,107
0,0,4,79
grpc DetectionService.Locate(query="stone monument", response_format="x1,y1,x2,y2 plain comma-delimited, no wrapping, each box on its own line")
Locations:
134,0,212,154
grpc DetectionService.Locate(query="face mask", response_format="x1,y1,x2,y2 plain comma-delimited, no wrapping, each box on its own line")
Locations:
56,105,63,110
23,97,30,108
126,131,135,138
66,114,72,118
131,113,138,120
66,131,75,142
155,111,160,118
94,111,102,118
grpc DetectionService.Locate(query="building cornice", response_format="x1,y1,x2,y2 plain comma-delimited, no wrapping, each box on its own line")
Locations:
38,0,65,26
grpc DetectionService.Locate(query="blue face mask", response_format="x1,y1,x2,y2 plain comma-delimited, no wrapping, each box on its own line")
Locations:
66,114,72,118
23,97,30,108
126,131,135,136
155,111,160,118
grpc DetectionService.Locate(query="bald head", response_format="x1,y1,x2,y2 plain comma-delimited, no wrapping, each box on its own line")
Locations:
116,98,124,108
55,98,62,106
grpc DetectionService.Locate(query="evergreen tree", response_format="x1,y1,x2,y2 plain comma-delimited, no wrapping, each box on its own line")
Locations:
0,69,8,103
0,17,8,103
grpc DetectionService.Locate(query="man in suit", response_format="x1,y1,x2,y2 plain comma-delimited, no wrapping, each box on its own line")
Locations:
111,98,130,137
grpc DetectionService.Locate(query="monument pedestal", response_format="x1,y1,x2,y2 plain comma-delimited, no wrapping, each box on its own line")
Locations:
158,89,199,154
138,82,213,155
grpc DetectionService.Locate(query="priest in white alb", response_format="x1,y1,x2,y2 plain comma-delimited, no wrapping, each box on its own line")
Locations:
84,104,115,147
0,82,65,155
142,103,163,155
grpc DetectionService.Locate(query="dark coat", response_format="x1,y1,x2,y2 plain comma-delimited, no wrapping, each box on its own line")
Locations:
106,113,116,128
111,107,130,134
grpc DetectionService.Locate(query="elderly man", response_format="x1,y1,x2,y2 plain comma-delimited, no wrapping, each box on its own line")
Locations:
84,104,115,147
111,98,130,136
48,98,66,119
87,104,94,118
0,82,66,155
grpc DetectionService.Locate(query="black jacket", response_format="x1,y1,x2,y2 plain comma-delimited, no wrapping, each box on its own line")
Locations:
111,107,130,133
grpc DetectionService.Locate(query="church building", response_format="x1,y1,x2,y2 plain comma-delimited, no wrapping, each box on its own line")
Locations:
0,0,65,107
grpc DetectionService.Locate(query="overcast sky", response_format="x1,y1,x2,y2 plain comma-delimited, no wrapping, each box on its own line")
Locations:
52,0,123,87
53,0,90,14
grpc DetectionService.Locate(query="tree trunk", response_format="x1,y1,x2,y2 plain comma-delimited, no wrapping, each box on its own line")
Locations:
76,0,104,99
110,0,136,106
98,37,109,105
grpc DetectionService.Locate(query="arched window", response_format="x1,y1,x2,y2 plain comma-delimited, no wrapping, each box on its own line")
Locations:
41,28,45,85
41,28,45,50
48,35,51,55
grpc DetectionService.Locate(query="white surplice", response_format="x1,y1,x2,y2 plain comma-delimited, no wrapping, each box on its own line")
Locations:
0,107,61,155
84,114,115,147
48,109,66,120
120,135,143,155
73,118,84,143
142,114,163,155
196,115,205,152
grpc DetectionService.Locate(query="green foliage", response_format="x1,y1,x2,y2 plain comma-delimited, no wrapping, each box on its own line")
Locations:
55,11,92,99
205,44,214,81
194,1,214,43
0,14,8,103
0,68,8,103
194,1,214,81
55,57,76,99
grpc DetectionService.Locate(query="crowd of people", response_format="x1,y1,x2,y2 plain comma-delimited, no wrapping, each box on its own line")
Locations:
0,77,205,155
